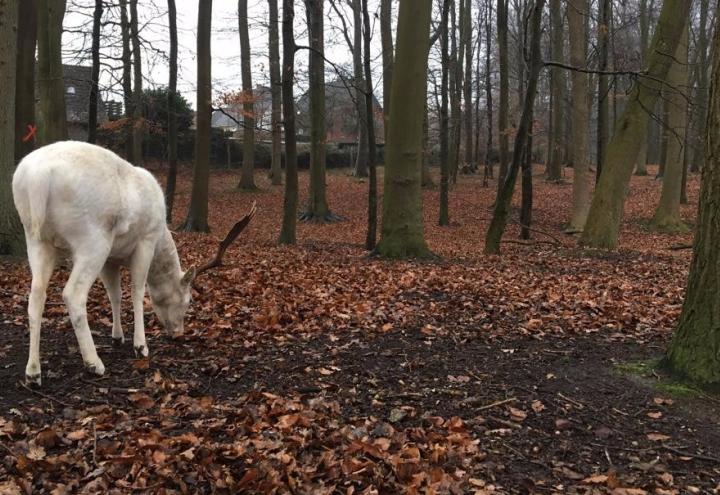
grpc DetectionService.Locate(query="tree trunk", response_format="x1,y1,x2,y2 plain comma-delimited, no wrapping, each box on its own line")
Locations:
14,0,36,161
129,0,144,166
380,0,393,144
352,0,369,177
520,108,533,239
87,0,102,144
546,0,564,182
268,0,283,185
449,0,463,184
362,0,377,250
165,0,178,222
635,0,649,176
651,23,688,232
664,4,720,386
303,0,333,221
37,0,67,146
279,0,298,244
181,0,212,233
496,0,509,195
1,0,25,255
374,0,433,259
567,0,591,232
120,0,133,158
462,0,473,168
596,0,610,183
580,0,692,249
439,0,451,226
422,104,434,187
484,0,545,254
657,98,669,178
484,0,493,184
691,0,709,173
238,0,256,189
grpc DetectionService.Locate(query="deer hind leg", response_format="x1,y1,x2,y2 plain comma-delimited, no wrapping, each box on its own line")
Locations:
100,263,124,344
130,240,155,358
63,240,111,376
25,239,57,385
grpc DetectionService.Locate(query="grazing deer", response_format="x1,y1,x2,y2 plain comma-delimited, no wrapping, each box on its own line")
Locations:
12,141,256,385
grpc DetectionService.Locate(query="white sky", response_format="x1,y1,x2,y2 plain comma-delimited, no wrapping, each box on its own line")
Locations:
63,0,392,109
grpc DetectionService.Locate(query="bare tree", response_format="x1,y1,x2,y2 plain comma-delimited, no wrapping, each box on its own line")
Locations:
1,0,25,255
268,0,283,185
238,0,256,189
129,0,144,165
165,0,179,222
87,0,102,144
180,0,212,232
37,0,68,145
279,0,299,244
15,0,37,161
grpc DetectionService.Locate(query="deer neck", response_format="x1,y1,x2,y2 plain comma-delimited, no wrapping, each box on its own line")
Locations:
148,228,182,288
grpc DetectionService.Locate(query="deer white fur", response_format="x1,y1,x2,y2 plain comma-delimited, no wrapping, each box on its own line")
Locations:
12,141,195,385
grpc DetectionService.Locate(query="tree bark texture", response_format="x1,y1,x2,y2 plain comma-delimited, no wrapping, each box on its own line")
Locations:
238,0,256,189
14,0,36,161
268,0,283,185
166,0,179,222
37,0,67,146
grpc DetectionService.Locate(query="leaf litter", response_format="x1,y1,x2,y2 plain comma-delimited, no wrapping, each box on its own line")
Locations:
0,165,718,493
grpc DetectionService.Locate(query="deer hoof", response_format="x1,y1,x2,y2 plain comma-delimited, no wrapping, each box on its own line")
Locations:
134,345,149,358
112,336,125,347
85,360,105,377
25,373,42,387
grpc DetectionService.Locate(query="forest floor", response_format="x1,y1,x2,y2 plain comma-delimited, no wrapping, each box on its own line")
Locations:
0,164,718,494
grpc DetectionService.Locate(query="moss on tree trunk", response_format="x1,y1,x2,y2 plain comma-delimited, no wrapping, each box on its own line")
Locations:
664,8,720,387
374,0,433,259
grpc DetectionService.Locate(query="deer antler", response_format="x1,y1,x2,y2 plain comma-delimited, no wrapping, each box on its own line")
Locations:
196,201,257,277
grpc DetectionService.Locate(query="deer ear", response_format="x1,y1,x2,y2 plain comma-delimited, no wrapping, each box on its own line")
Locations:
181,266,196,286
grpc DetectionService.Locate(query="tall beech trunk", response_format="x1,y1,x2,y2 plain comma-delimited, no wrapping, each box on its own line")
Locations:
439,0,451,226
567,0,590,232
691,0,709,173
664,4,720,386
462,0,473,167
496,0,509,195
303,0,334,221
484,0,493,183
1,0,25,255
181,0,212,233
484,0,545,255
546,0,564,181
120,0,133,158
449,0,463,184
129,0,144,166
238,0,256,189
635,0,649,176
278,0,298,244
374,0,433,259
88,0,102,144
520,108,534,239
380,0,393,143
166,0,179,222
15,0,37,161
362,0,377,250
651,23,688,232
596,0,610,182
580,0,692,249
268,0,283,185
352,0,369,178
37,0,67,146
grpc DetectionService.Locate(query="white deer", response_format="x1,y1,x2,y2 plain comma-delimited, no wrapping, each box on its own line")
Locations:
12,141,255,385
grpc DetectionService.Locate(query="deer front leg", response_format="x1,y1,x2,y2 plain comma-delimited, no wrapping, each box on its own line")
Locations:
25,240,57,385
100,263,124,344
130,241,154,358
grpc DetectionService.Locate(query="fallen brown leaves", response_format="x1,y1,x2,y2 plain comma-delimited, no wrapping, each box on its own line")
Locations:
0,164,717,493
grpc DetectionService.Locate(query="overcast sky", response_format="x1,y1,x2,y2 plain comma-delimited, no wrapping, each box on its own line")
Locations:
63,0,392,109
